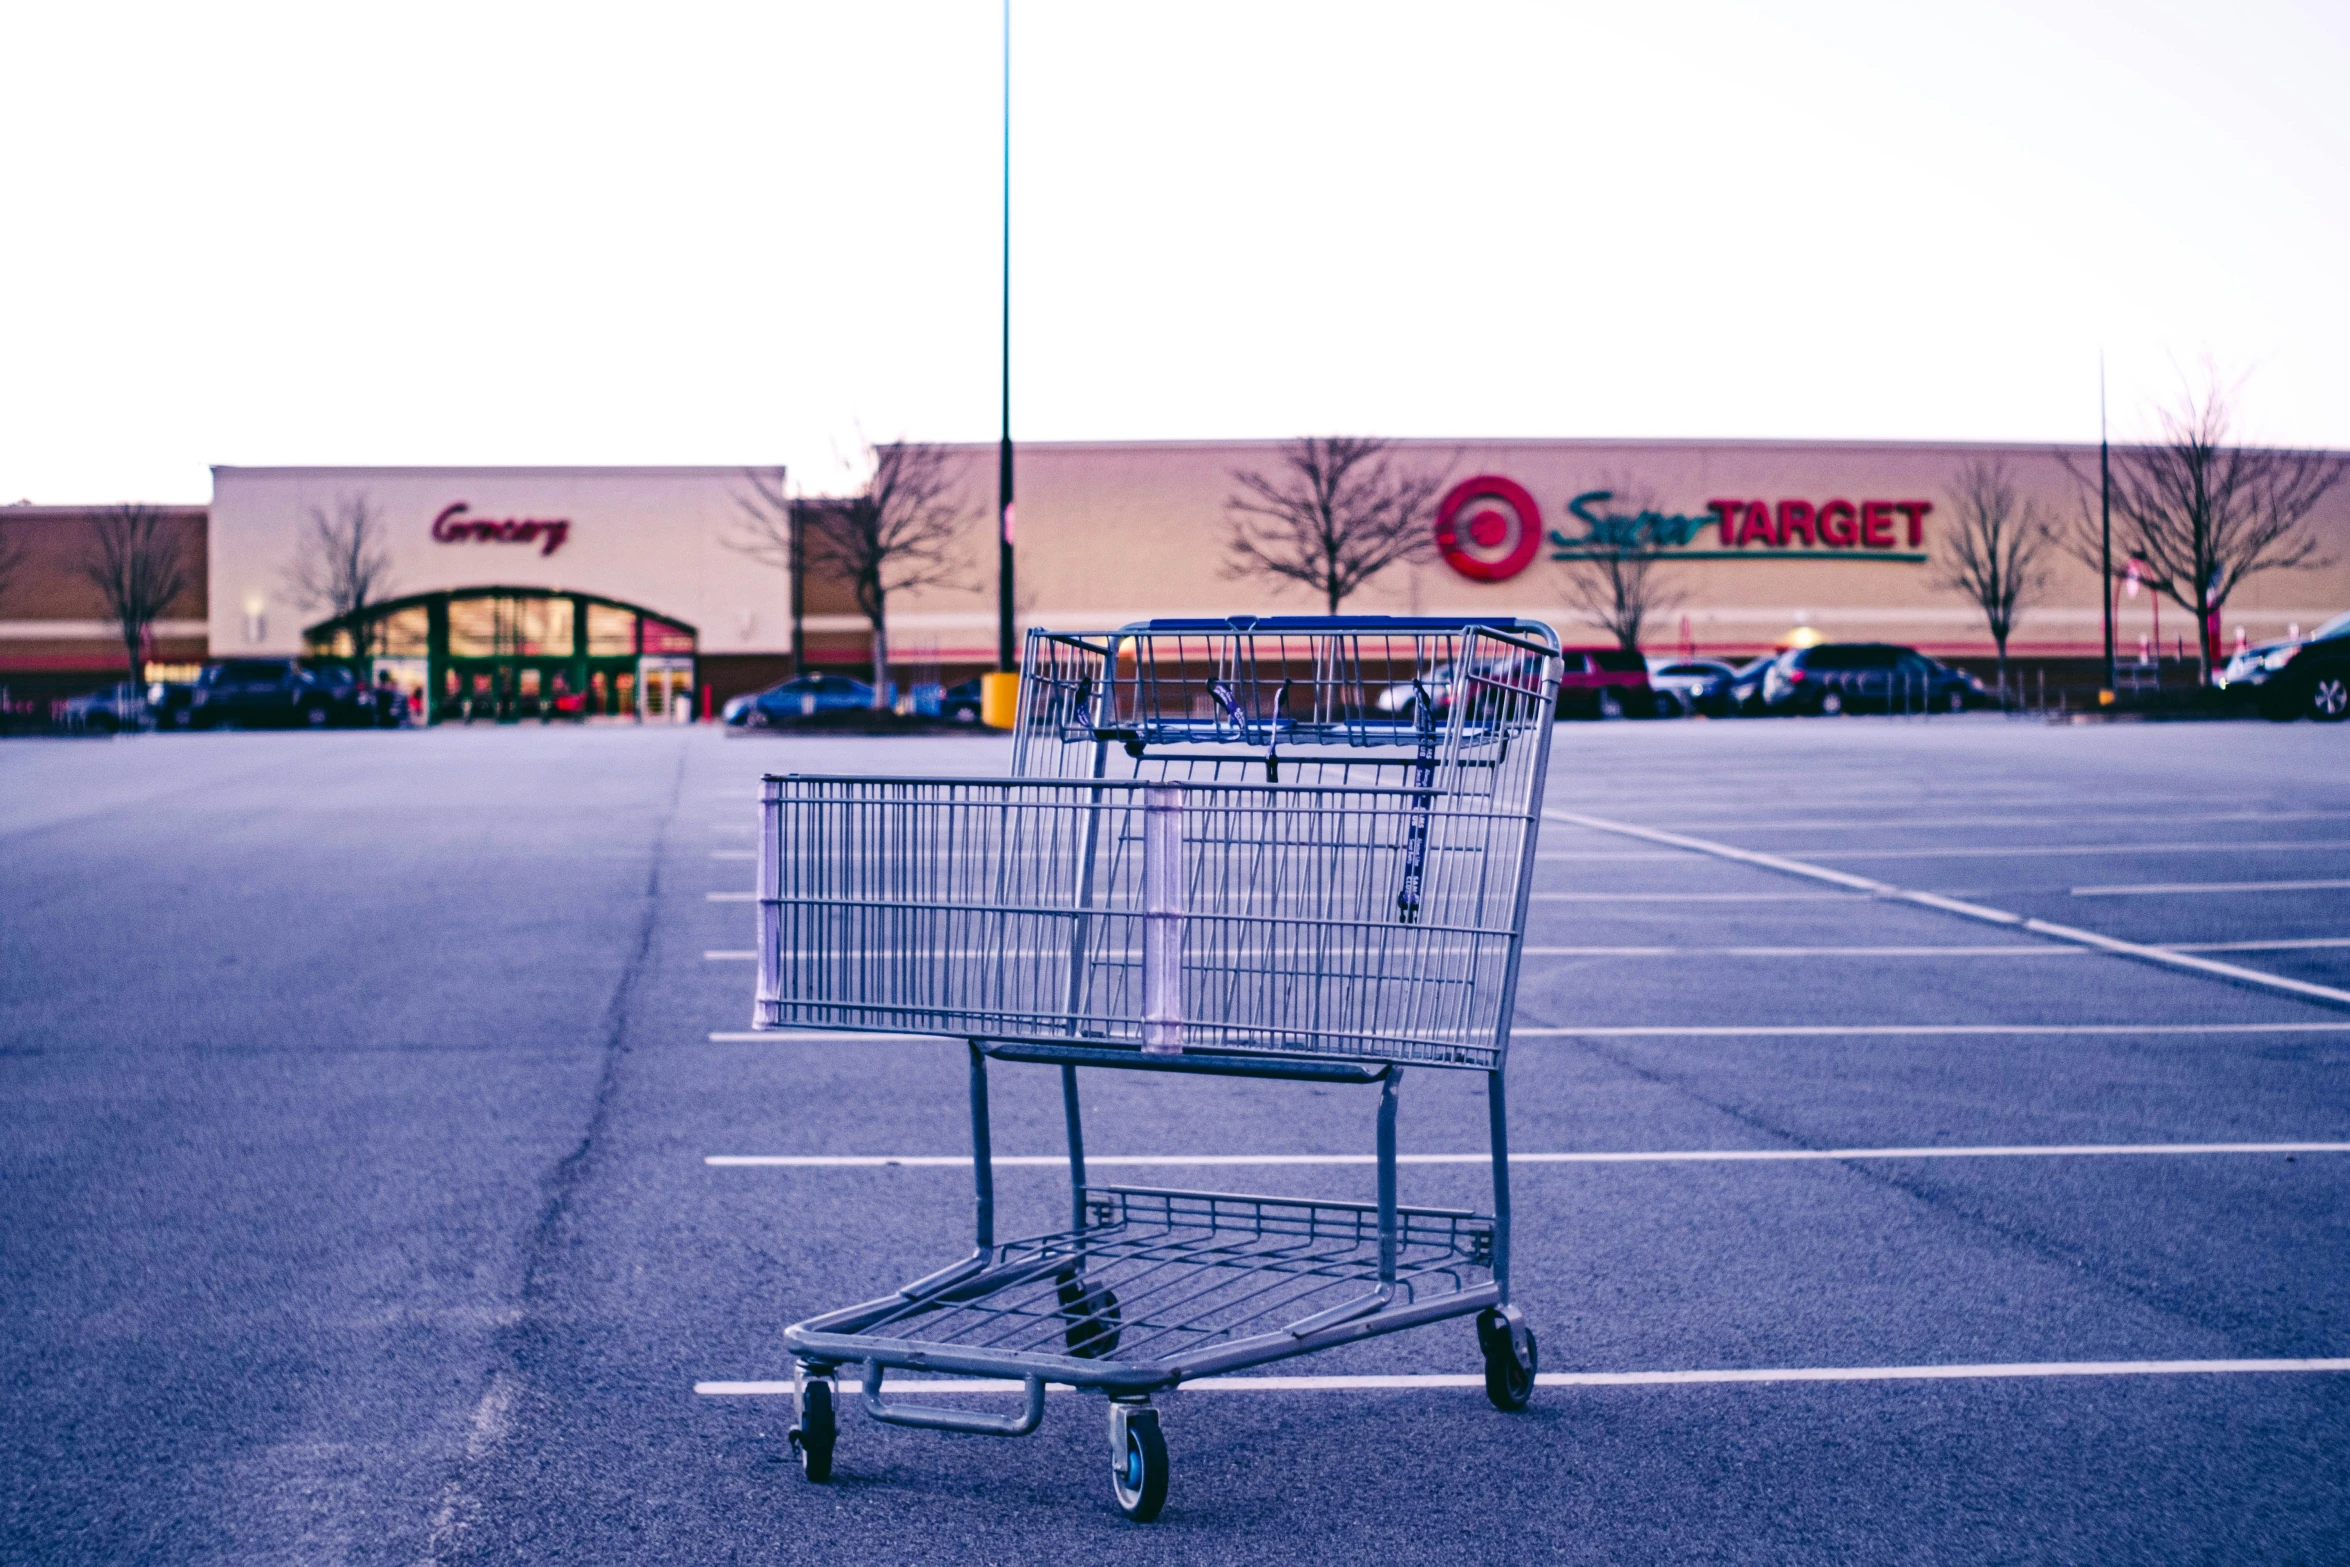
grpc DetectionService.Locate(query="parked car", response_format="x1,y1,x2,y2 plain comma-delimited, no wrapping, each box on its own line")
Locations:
1759,643,1983,715
939,678,985,723
1703,655,1778,716
146,680,196,728
1645,658,1738,716
2219,610,2350,721
722,673,879,726
1559,647,1661,719
1371,659,1513,719
189,659,377,728
62,682,147,732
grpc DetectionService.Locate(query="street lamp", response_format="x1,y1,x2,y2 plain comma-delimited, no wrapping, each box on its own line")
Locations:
996,0,1015,674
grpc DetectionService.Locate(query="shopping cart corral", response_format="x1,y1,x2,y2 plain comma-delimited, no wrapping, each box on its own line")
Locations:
751,616,1563,1520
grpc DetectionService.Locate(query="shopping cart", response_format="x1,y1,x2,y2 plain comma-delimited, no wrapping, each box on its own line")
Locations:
752,615,1561,1520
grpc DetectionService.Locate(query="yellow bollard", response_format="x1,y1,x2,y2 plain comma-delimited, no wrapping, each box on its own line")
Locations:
980,671,1021,729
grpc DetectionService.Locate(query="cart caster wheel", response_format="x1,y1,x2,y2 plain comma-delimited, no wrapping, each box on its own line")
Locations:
1109,1404,1168,1522
1057,1271,1122,1359
789,1376,837,1482
1477,1307,1537,1412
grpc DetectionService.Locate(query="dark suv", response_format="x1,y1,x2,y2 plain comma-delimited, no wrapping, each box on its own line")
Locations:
1760,643,1982,715
190,660,378,729
2219,611,2350,722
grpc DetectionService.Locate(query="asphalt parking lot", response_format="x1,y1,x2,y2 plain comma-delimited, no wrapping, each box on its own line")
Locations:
5,716,2349,1563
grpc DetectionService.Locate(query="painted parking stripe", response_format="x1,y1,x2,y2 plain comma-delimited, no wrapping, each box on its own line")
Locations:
1635,811,2350,833
708,1022,2350,1044
695,1358,2350,1397
1522,939,2350,957
705,950,756,961
705,1142,2350,1168
1526,944,2073,957
710,850,754,861
706,891,755,902
1513,1022,2350,1038
1544,810,2350,1011
1542,841,2350,863
1531,892,1873,903
2074,878,2350,896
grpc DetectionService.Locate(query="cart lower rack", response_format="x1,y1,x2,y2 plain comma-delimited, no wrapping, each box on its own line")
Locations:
752,617,1561,1520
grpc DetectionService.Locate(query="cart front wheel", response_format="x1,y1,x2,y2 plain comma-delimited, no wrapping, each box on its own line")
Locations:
1110,1405,1168,1521
1478,1309,1538,1411
789,1377,836,1482
1058,1271,1123,1359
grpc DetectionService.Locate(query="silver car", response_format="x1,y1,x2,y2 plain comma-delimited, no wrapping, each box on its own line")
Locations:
1645,658,1737,716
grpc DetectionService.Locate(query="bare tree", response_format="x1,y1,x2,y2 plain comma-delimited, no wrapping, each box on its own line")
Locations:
0,517,27,610
2062,379,2344,682
1223,437,1447,613
727,465,802,665
286,493,396,656
735,442,970,708
80,504,193,698
1934,458,2054,694
1550,479,1685,652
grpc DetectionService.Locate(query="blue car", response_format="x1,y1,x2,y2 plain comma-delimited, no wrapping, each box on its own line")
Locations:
723,673,878,726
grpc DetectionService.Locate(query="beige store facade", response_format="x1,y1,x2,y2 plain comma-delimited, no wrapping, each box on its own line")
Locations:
1001,438,2350,666
204,443,2350,719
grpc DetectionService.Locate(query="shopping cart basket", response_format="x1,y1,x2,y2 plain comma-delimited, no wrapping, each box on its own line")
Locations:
752,616,1561,1519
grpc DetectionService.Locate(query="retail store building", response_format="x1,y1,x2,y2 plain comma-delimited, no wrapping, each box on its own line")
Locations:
6,440,2347,714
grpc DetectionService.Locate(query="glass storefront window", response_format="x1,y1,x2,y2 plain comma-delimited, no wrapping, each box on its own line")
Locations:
515,597,573,657
641,618,694,654
377,606,429,656
449,597,501,657
586,603,637,656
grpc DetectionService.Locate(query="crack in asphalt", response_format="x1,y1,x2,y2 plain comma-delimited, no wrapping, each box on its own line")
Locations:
418,736,688,1565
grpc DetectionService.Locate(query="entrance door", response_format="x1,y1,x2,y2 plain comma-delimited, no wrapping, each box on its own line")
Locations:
639,656,695,721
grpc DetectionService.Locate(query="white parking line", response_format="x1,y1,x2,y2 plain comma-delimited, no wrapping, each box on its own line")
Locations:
1531,892,1873,903
1526,944,2073,957
708,1022,2350,1044
708,1031,933,1043
2074,878,2350,897
705,1142,2350,1168
1545,810,2350,1011
1636,811,2350,833
1543,842,2350,864
710,850,754,861
705,950,756,961
695,1358,2350,1397
1524,939,2350,958
1514,1022,2350,1037
706,892,755,902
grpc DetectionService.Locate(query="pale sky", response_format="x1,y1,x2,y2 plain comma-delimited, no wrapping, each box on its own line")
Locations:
3,0,2346,504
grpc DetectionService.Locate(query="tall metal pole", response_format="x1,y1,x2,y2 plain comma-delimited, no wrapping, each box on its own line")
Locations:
2100,355,2114,694
995,0,1016,673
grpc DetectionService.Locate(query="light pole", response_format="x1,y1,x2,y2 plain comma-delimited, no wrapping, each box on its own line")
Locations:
2100,356,2115,697
996,0,1015,673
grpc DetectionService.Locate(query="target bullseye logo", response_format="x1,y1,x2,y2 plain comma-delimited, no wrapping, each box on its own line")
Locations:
1432,476,1542,582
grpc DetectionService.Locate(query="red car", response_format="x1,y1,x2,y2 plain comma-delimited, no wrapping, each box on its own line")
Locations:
1557,647,1660,719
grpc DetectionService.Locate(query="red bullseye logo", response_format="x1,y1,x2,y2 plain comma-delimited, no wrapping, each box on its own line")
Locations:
1433,476,1542,582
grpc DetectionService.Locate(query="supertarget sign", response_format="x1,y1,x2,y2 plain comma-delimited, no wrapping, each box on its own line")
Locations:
1431,476,1543,582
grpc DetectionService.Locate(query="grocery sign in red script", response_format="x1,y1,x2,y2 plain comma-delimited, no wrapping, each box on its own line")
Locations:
1432,478,1932,582
431,502,571,557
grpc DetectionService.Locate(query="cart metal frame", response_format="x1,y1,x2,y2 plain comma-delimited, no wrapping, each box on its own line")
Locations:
752,616,1562,1518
